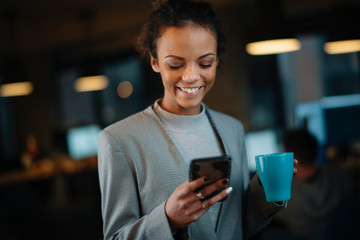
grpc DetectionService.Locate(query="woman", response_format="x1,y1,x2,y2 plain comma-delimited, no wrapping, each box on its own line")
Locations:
98,0,287,239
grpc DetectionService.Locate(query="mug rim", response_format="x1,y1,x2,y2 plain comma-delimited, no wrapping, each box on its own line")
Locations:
255,152,293,158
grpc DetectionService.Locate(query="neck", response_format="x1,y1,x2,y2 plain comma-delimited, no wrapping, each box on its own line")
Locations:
160,100,202,115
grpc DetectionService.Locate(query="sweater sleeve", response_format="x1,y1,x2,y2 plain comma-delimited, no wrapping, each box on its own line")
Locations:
234,121,283,239
98,129,174,240
243,174,285,239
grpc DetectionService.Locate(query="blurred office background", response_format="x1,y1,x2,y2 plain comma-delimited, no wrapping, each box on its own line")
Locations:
0,0,359,239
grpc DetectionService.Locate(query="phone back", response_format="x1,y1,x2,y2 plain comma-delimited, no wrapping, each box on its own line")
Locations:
189,155,231,185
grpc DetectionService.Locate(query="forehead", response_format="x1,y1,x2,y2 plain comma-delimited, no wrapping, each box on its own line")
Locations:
156,24,217,56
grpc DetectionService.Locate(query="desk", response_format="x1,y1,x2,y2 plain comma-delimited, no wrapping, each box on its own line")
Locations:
0,155,98,186
0,155,102,240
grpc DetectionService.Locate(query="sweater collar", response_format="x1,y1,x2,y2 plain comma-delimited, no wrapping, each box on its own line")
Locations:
153,99,207,133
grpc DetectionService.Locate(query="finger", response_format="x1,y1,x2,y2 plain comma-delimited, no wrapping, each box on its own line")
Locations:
199,178,229,198
203,187,233,208
176,180,189,190
195,191,206,201
189,201,208,220
175,177,209,206
293,159,298,175
187,186,234,220
191,197,209,214
200,201,207,210
176,192,208,221
187,176,209,192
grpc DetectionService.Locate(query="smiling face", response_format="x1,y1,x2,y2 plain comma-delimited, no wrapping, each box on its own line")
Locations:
151,24,218,115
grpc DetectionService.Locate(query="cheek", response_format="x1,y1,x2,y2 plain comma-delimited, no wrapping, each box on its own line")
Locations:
204,69,217,84
160,71,177,90
161,69,180,85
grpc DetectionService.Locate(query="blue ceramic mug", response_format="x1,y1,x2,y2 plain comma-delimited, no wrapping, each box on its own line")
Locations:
255,152,294,202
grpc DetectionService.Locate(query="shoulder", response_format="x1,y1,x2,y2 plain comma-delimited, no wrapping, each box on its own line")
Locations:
208,108,242,123
207,107,244,132
100,105,158,140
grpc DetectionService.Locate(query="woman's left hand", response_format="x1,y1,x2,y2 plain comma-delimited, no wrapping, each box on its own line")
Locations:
293,159,298,175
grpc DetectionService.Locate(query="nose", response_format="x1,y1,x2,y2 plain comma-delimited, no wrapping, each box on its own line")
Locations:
182,65,200,82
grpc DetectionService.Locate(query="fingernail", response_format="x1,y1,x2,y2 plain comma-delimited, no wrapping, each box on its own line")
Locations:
222,179,229,185
225,187,233,194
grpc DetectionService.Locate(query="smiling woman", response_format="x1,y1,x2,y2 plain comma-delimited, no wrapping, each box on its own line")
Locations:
97,1,287,239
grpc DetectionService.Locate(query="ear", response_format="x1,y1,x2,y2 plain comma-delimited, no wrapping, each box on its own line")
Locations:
150,55,160,73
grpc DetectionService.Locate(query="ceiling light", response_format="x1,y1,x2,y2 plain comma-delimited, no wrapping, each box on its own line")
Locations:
0,81,33,97
74,75,109,92
246,38,301,55
324,39,360,54
117,81,133,98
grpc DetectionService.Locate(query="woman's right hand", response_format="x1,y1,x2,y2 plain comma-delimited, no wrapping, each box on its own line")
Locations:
165,176,232,230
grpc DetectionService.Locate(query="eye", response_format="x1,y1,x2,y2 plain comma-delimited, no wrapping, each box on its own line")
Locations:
198,58,215,68
167,64,182,70
199,64,212,68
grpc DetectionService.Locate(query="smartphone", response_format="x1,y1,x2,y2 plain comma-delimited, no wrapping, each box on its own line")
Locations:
189,155,231,201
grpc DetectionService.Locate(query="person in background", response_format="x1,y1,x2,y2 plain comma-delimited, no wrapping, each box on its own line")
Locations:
97,1,296,239
21,134,47,169
345,142,360,195
259,129,356,240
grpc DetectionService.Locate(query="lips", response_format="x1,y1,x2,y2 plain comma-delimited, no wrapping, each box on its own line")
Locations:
178,86,201,94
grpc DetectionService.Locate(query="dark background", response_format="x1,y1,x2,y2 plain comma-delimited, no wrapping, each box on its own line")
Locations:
0,0,359,239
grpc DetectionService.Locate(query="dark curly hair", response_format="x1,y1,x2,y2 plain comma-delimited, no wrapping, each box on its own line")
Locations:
135,0,227,66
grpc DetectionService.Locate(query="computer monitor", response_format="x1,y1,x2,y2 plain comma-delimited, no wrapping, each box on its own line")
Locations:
245,129,280,173
294,94,360,146
66,124,101,160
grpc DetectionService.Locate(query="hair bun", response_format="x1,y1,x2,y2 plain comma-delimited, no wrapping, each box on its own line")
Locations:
151,0,167,9
151,0,190,10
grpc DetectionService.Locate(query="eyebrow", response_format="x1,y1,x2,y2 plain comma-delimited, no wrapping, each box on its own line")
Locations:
164,53,216,60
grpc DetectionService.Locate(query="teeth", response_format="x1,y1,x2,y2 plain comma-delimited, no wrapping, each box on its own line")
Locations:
179,87,200,93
